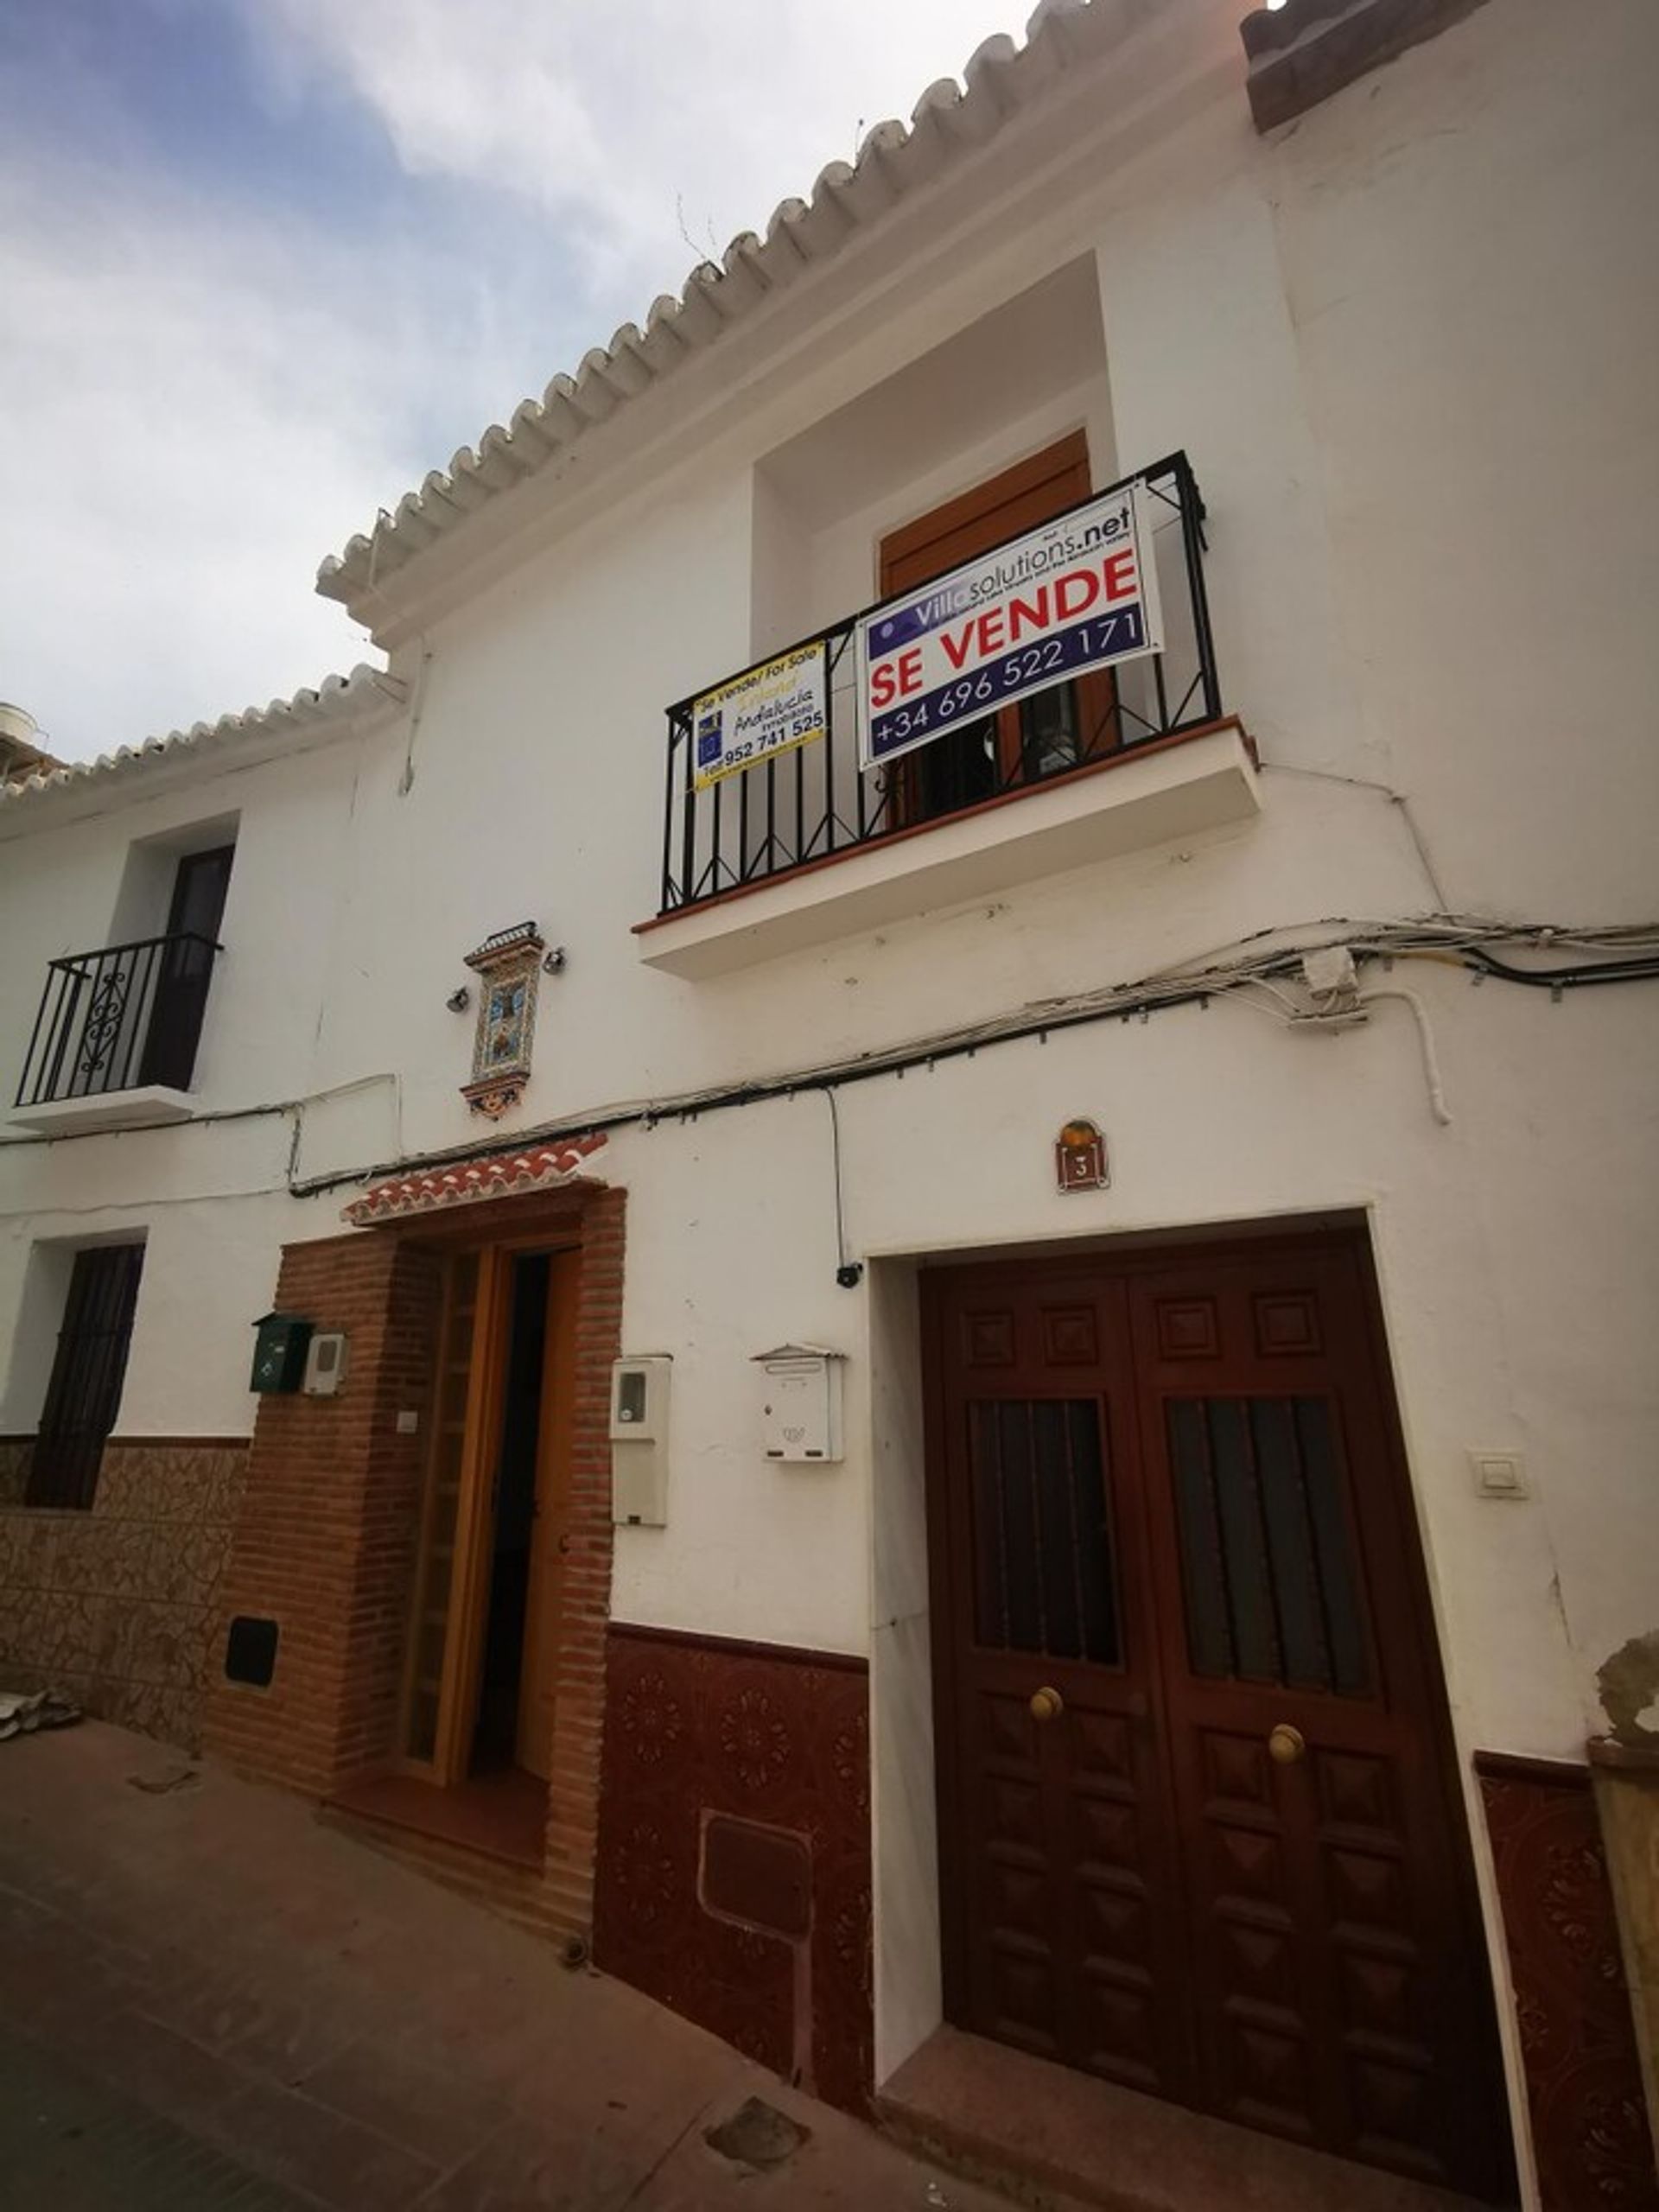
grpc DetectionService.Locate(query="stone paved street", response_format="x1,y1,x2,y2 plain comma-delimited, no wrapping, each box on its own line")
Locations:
1,2024,307,2209
0,1723,1013,2212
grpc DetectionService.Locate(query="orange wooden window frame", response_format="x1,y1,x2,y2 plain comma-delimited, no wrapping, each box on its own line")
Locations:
879,431,1118,824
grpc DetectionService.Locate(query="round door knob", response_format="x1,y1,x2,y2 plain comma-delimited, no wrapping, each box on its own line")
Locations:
1029,1687,1064,1723
1268,1722,1306,1764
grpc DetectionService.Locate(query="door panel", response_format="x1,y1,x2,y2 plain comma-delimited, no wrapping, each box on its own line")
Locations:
401,1249,483,1767
932,1274,1193,2102
398,1245,512,1784
402,1243,578,1787
926,1237,1514,2202
1127,1247,1503,2187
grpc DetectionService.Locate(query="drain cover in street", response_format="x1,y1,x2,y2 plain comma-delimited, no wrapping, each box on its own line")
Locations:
703,2095,810,2170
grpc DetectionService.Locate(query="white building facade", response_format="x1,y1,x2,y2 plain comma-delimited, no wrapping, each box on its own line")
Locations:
3,1,1656,2204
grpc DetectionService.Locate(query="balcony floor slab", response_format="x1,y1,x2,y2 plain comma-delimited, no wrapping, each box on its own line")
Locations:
8,1085,195,1135
637,719,1259,980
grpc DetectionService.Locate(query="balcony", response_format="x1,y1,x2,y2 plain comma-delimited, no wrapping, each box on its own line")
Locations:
10,932,223,1133
637,452,1258,979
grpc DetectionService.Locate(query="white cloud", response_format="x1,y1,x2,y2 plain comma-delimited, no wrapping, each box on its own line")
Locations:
245,0,1010,291
1,0,1011,761
0,139,570,761
0,162,396,760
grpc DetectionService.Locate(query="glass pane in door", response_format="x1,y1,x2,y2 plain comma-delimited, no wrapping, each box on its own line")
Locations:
967,1398,1120,1664
1166,1395,1371,1697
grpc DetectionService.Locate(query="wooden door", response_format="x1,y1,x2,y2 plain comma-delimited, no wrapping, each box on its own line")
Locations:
928,1268,1193,2101
399,1245,511,1783
880,433,1118,828
926,1237,1514,2199
1128,1243,1510,2194
515,1248,579,1779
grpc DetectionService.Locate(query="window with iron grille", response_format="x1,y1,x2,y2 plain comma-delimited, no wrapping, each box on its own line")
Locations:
26,1243,145,1510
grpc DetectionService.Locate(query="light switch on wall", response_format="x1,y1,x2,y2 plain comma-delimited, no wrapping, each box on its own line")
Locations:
396,1409,419,1435
1469,1450,1528,1499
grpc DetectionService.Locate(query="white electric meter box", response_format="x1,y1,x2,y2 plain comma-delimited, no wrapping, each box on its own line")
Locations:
753,1344,845,1464
610,1356,671,1526
302,1331,348,1397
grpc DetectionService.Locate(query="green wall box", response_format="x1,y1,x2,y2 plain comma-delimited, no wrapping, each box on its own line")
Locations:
250,1311,313,1394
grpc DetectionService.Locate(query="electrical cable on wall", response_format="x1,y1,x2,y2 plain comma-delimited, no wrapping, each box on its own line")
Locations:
817,1087,862,1287
283,912,1659,1198
8,915,1656,1215
1352,987,1452,1126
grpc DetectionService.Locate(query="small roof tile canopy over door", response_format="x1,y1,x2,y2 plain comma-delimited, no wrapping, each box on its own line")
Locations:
461,921,545,1119
340,1135,607,1226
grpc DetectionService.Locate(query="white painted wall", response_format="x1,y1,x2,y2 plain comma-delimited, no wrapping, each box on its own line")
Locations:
0,728,380,1439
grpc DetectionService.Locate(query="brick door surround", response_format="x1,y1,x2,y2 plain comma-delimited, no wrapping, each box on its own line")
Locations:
202,1179,625,1947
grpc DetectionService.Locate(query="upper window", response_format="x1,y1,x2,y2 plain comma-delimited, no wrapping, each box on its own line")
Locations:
26,1243,145,1510
13,836,233,1117
651,418,1224,942
879,432,1120,825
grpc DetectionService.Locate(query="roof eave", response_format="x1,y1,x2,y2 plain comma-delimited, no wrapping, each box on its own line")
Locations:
0,664,406,835
314,0,1176,631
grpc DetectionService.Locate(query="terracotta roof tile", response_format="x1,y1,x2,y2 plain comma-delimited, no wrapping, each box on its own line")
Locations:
0,664,404,819
341,1135,608,1225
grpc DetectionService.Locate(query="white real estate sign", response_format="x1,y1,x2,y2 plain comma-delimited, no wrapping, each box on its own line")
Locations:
693,642,827,791
856,480,1165,772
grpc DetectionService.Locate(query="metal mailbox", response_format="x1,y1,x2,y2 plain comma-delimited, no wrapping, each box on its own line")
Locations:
250,1311,313,1395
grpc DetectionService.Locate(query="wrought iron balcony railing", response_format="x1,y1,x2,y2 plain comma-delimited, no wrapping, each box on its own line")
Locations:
658,450,1221,917
14,931,223,1109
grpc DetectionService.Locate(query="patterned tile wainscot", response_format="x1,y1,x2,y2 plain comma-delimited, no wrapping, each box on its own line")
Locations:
1477,1752,1659,2211
0,1438,249,1751
594,1625,873,2113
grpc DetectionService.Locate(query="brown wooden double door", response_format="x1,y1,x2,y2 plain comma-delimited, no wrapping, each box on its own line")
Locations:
925,1235,1514,2200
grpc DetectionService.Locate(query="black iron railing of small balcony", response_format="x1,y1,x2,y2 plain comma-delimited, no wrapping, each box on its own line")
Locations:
658,450,1221,917
14,932,223,1109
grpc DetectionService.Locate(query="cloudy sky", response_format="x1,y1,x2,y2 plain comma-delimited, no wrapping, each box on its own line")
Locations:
0,0,1011,762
